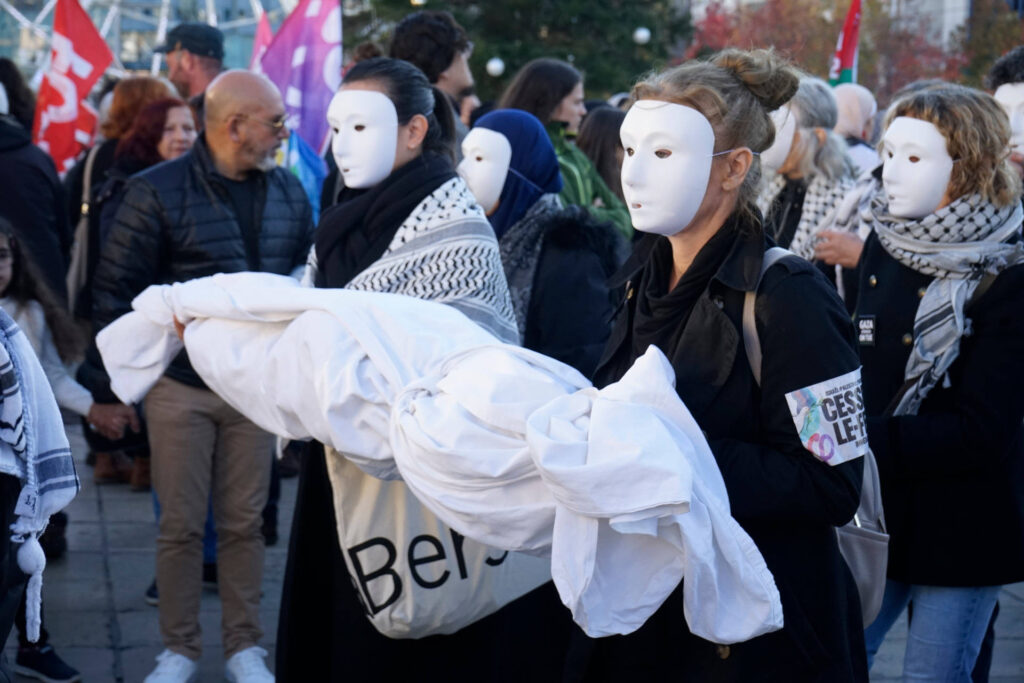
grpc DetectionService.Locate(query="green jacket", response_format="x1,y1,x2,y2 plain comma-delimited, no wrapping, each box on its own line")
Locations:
546,122,632,238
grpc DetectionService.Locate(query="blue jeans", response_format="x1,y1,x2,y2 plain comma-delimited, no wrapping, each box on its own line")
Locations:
864,579,1001,682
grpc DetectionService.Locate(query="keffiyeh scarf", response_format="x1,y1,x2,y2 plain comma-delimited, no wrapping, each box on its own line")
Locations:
757,170,853,260
498,193,562,342
866,193,1024,415
0,307,78,641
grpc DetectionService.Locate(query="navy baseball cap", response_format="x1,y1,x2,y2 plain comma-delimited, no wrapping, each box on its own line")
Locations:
155,23,224,60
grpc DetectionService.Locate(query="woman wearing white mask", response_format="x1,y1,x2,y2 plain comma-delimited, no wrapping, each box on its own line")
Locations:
278,57,549,681
756,76,856,262
577,49,868,681
856,85,1024,681
458,108,624,376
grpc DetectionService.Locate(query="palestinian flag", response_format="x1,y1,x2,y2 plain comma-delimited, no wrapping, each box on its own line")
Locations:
828,0,861,85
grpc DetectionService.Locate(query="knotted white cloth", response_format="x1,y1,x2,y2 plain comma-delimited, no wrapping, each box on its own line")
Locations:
97,272,783,642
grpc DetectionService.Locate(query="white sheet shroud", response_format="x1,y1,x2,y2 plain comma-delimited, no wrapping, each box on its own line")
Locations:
97,272,783,643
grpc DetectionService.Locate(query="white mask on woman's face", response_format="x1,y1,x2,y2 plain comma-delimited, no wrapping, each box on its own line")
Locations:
456,128,512,214
327,89,398,189
880,116,953,219
619,100,715,236
761,106,796,172
994,83,1024,156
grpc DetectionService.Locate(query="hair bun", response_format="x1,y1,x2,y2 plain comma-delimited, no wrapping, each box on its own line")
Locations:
712,48,799,112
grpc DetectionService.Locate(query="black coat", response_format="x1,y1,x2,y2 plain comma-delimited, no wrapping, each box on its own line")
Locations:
63,137,118,230
578,219,868,682
0,115,71,303
515,206,624,378
92,136,315,387
856,232,1024,587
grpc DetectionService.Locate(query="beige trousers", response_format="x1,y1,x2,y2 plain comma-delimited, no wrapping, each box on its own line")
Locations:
145,376,273,659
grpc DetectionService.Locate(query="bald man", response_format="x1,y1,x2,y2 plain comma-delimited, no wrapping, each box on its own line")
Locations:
93,70,314,683
833,83,880,175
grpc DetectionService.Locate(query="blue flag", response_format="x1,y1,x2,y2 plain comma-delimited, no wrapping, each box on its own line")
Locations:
284,132,328,223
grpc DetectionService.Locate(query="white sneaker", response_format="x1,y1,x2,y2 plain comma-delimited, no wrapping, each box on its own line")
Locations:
143,650,198,683
224,646,274,683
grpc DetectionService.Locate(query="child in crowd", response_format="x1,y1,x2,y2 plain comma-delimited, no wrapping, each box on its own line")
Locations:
0,217,137,683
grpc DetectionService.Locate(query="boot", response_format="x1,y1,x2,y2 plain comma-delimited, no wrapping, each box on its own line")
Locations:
130,457,151,492
93,451,132,484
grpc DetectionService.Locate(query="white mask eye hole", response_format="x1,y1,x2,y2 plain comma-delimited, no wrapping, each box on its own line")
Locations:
886,150,893,159
332,127,339,135
909,155,920,163
475,155,484,162
655,149,672,159
354,124,365,132
625,147,635,157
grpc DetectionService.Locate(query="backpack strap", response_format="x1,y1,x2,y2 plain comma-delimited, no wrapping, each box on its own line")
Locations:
79,144,101,216
742,246,793,386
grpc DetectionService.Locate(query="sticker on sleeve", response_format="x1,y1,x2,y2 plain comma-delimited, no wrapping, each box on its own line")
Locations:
785,368,869,466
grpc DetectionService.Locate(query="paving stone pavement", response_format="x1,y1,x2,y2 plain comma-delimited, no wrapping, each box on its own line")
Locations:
5,420,1024,681
4,420,294,682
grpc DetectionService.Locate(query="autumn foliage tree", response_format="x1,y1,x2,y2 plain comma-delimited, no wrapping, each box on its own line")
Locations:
689,0,1021,103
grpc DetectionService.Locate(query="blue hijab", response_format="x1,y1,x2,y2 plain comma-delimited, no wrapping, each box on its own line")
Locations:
475,110,563,239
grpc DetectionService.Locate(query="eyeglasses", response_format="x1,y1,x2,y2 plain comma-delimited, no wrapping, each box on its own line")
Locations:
238,112,291,132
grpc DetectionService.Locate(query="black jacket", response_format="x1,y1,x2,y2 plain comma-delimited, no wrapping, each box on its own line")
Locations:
0,115,71,302
518,206,624,378
92,136,315,387
63,137,118,230
856,232,1024,587
579,218,867,682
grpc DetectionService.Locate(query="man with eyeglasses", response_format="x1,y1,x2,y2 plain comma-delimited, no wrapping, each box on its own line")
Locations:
93,70,314,683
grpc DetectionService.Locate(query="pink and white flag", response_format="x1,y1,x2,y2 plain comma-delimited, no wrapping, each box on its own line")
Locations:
259,0,342,153
249,10,274,72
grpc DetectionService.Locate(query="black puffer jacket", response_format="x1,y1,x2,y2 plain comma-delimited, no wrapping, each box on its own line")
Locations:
92,136,314,387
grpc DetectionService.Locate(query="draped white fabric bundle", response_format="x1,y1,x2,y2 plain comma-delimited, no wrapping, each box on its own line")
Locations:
97,272,783,643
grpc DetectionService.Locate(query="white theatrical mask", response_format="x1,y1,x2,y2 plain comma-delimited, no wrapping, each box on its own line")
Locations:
994,83,1024,156
620,100,715,235
327,89,398,189
456,128,512,214
880,116,953,219
761,106,797,172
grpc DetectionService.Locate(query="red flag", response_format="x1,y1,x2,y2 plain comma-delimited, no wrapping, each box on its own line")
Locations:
249,11,274,72
33,0,113,175
828,0,861,85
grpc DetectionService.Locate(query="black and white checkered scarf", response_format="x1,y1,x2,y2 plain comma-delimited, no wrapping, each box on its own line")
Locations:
866,193,1024,415
756,171,853,260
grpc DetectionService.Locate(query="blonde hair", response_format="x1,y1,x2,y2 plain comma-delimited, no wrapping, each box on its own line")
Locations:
630,49,800,223
884,85,1021,208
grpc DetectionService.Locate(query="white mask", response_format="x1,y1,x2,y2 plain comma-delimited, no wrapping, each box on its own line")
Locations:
327,89,398,189
880,116,953,219
456,128,512,214
761,106,796,172
619,100,715,235
994,83,1024,155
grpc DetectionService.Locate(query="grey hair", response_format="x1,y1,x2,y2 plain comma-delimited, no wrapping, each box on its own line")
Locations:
789,76,855,182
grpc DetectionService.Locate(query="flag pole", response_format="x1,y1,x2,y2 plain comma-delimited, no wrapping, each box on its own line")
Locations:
150,0,171,76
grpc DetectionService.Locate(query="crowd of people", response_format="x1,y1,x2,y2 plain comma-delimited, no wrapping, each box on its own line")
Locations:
0,7,1021,683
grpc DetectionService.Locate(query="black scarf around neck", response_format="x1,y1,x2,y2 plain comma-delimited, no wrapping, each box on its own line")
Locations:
314,153,455,288
631,219,739,361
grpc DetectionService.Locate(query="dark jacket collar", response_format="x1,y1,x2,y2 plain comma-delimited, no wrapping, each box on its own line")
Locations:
0,115,30,152
611,209,767,292
189,134,222,180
